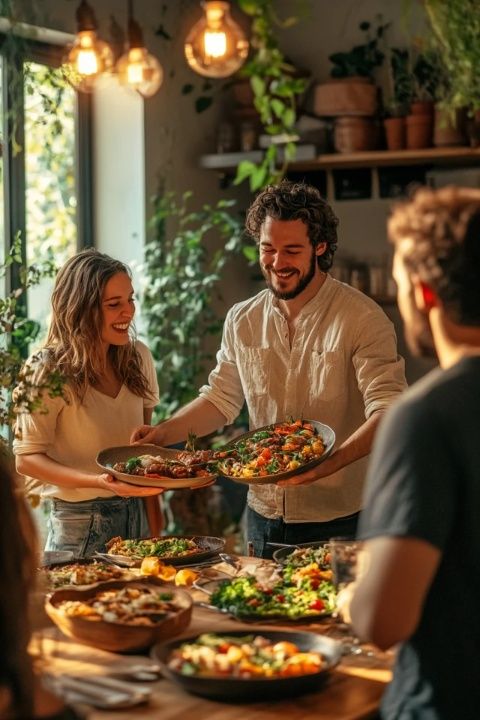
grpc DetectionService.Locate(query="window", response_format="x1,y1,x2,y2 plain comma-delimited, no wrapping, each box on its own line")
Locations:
1,32,93,348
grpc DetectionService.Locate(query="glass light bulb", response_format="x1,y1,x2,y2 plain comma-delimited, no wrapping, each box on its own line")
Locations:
63,30,114,93
185,1,249,79
117,47,163,98
204,30,227,58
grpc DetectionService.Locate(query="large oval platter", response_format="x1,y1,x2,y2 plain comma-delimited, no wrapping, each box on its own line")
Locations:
96,444,216,489
104,534,226,567
217,420,336,485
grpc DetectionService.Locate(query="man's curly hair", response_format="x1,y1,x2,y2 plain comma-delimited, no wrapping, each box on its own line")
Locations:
388,186,480,325
245,180,339,271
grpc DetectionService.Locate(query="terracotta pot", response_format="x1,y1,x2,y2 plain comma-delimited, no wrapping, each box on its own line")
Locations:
314,78,377,117
384,117,406,151
410,100,434,117
334,117,376,153
433,106,467,147
406,114,433,149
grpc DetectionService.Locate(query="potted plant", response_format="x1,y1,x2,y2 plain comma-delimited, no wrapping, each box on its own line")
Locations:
383,48,412,151
314,18,389,119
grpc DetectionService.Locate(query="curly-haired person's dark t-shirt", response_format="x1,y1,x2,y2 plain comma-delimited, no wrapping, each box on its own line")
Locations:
358,356,480,720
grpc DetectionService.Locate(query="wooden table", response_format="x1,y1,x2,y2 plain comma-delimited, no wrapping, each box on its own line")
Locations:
33,559,393,719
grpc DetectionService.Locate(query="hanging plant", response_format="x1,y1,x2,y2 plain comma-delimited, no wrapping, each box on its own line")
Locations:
424,0,480,112
233,0,309,191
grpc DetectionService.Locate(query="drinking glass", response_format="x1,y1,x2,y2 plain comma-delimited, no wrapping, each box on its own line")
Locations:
328,537,366,655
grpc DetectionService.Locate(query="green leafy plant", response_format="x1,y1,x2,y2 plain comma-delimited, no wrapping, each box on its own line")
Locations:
233,0,309,191
0,236,64,442
140,192,245,421
425,0,480,112
329,18,389,79
385,48,413,116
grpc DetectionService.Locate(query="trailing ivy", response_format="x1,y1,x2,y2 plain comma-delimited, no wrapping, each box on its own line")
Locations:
140,192,244,421
233,0,309,191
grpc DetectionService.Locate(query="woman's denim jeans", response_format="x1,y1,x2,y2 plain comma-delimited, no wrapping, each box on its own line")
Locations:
45,496,150,558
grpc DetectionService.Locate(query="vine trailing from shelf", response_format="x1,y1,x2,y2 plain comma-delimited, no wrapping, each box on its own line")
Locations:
233,0,310,191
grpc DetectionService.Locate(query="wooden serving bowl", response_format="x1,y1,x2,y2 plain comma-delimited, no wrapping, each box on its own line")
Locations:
45,578,192,653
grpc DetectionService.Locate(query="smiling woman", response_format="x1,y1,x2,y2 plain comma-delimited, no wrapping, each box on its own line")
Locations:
13,249,164,558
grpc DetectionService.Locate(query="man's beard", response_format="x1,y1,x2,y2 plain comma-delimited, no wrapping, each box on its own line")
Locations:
262,249,317,300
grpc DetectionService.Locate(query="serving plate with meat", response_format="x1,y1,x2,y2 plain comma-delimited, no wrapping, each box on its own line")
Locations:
40,559,133,590
104,534,226,567
214,419,336,484
152,630,341,701
96,444,216,489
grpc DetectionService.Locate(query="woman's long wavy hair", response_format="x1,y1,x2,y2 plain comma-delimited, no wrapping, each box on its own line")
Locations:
39,249,153,402
0,453,36,718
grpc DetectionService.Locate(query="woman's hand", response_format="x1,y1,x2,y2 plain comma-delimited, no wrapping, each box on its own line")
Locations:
98,473,162,497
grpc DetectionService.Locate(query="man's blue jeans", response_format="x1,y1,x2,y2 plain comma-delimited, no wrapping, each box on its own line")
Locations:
246,506,359,559
45,496,150,558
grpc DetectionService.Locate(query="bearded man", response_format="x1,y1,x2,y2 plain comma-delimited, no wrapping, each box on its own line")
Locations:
132,181,407,556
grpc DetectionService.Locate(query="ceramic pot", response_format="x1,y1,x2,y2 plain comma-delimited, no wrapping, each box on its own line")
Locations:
384,117,406,151
334,117,376,153
433,106,467,147
406,114,433,149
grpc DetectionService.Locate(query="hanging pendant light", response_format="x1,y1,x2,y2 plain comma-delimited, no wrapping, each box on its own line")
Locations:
116,0,163,98
185,1,249,79
63,0,114,93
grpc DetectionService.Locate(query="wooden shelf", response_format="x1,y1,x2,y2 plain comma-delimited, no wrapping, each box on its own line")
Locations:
200,146,480,173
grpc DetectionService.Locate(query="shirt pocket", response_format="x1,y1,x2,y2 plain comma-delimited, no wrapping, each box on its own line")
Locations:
239,346,270,399
309,348,345,402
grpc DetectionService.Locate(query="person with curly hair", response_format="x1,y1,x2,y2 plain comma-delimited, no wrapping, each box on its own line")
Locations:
13,249,163,558
132,180,406,557
348,186,480,719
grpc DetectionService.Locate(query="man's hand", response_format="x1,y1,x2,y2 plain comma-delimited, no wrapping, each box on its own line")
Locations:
98,473,163,497
276,453,339,487
130,424,166,445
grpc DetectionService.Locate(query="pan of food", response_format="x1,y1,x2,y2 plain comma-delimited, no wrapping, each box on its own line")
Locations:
214,419,335,484
96,444,216,489
152,630,341,701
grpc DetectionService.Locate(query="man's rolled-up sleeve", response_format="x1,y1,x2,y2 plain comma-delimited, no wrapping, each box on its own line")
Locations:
352,310,407,418
199,308,245,425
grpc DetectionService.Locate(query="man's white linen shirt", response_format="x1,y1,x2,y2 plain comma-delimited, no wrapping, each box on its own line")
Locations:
199,274,407,523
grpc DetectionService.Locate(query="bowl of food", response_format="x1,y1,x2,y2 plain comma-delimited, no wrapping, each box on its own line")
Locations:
152,630,341,701
272,542,332,568
96,444,216,489
214,419,336,484
45,579,192,653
